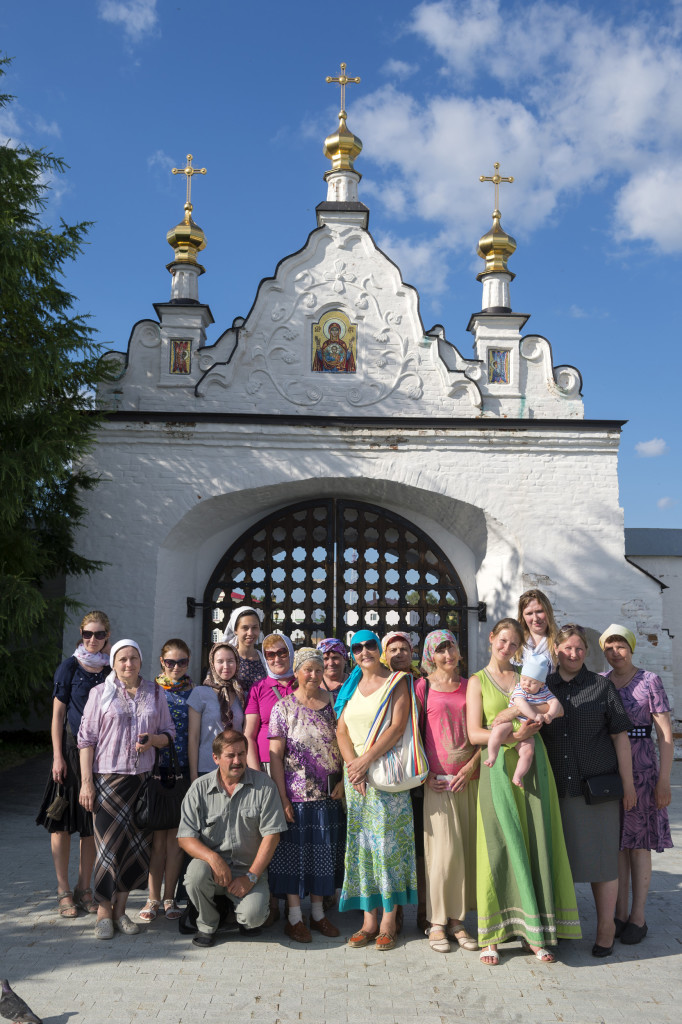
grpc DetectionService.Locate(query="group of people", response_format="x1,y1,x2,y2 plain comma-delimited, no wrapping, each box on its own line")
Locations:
37,592,673,963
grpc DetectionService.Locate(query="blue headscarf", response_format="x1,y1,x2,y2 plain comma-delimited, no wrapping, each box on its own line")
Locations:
334,629,381,717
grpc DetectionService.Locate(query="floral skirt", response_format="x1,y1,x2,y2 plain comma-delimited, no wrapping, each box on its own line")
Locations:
268,797,346,899
339,772,417,913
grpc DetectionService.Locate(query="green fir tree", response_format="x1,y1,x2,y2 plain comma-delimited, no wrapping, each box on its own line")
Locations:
0,58,110,718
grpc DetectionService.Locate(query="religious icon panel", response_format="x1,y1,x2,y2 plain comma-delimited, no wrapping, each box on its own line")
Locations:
488,349,510,384
170,338,191,374
312,310,357,373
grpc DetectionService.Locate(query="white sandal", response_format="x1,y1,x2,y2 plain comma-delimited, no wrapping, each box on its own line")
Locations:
426,926,450,953
138,899,160,922
479,946,499,965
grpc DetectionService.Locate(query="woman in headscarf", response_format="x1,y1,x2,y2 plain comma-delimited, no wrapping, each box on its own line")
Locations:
599,624,673,945
77,640,174,940
188,642,246,781
222,605,267,699
140,638,195,923
316,638,348,699
416,630,479,954
37,610,111,918
268,647,346,942
243,633,296,773
335,629,417,951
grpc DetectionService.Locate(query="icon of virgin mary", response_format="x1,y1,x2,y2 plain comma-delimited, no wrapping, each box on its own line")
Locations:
312,320,356,373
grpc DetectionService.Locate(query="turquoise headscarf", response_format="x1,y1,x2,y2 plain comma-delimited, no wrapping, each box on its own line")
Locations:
334,629,381,717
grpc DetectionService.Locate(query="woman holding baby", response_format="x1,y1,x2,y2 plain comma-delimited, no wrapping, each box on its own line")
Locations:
467,618,581,965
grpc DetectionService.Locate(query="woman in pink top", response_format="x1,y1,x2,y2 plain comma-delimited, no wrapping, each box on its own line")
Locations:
244,633,296,772
415,629,480,954
78,639,174,941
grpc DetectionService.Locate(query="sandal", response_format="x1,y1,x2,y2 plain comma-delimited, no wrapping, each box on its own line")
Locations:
57,890,78,918
426,926,450,953
520,938,556,962
446,922,478,950
163,899,182,921
479,946,499,965
138,899,160,922
74,887,98,914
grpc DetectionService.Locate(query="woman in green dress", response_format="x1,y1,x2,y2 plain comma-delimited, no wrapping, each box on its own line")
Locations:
466,618,581,965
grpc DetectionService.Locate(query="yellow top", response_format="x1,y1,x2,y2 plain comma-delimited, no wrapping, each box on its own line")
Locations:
167,154,207,264
477,161,516,279
324,62,363,174
343,676,395,755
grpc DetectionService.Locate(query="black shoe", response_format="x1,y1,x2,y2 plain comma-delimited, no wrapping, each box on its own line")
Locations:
192,931,215,948
621,921,648,945
591,942,614,958
238,923,262,936
178,907,198,935
614,917,626,939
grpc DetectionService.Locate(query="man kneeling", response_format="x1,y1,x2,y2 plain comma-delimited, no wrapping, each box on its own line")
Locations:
177,729,287,947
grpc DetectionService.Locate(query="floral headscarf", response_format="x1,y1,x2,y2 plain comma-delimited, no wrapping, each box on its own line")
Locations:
316,638,348,658
204,642,246,729
420,629,459,676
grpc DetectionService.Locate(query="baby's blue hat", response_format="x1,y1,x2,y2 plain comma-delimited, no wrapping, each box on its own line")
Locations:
521,654,548,684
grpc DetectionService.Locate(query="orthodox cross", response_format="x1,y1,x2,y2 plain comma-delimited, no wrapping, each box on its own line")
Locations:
325,62,361,113
172,154,207,205
479,162,514,211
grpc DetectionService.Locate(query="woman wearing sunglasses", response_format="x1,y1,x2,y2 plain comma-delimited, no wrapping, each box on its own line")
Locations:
37,611,112,920
335,629,417,951
243,633,296,774
139,639,195,924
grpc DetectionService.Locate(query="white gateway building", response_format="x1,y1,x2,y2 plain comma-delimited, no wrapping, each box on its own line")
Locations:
70,86,674,714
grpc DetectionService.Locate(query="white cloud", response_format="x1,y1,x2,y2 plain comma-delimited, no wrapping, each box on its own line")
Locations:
33,116,61,138
349,0,682,260
98,0,158,43
569,305,587,319
381,59,419,80
636,438,668,458
657,496,676,509
147,149,176,172
374,229,450,295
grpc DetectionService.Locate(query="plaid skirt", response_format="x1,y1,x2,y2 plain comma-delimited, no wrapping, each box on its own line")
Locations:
93,773,152,903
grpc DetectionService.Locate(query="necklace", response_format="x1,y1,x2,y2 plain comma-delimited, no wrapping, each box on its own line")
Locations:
610,667,638,688
486,663,516,693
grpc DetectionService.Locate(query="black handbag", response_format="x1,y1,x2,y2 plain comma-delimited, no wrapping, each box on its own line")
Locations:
582,773,624,805
133,733,190,830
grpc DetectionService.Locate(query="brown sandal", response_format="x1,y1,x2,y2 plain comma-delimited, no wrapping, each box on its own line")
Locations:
74,887,98,914
57,890,78,918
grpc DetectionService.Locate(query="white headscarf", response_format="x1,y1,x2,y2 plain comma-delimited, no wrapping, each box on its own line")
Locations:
101,639,142,712
222,606,264,645
263,633,295,680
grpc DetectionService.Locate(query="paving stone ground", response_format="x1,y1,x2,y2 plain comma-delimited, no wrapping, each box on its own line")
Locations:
1,754,680,1024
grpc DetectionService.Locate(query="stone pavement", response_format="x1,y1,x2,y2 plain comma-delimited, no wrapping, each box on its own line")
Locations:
1,755,680,1024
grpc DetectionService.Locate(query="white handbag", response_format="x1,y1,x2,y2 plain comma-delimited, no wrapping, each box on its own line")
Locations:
363,674,429,792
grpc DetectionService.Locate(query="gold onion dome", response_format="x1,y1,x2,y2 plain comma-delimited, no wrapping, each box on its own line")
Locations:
324,111,363,174
166,201,206,264
476,209,517,280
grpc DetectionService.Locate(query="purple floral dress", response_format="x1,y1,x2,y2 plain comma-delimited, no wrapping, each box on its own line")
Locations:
268,695,341,801
604,669,673,852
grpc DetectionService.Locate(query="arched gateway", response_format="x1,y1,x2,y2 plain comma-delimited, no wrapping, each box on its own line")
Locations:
202,499,469,668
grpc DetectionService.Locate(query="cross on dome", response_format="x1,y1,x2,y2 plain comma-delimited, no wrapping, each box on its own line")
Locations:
479,161,514,216
172,154,207,208
325,62,361,117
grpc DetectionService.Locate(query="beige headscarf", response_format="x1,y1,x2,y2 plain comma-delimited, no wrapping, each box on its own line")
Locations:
599,623,636,653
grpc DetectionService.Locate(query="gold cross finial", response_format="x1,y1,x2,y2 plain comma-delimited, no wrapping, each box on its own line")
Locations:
479,161,514,213
325,62,361,115
172,154,207,207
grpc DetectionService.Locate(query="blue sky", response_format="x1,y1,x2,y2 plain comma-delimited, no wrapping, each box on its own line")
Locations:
2,0,681,528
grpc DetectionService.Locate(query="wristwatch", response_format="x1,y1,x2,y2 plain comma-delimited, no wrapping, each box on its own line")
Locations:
246,871,258,885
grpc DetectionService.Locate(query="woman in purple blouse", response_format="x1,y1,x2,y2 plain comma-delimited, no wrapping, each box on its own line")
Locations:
268,647,345,943
78,639,174,941
600,624,673,945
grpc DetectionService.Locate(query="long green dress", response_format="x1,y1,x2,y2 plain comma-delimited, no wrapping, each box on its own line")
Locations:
475,669,581,947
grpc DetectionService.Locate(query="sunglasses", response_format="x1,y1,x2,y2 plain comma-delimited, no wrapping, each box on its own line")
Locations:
265,648,289,660
82,630,107,641
163,658,189,669
351,639,379,654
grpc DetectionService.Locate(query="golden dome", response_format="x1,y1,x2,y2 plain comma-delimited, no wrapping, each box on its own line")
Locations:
323,112,363,174
166,201,206,264
476,209,516,280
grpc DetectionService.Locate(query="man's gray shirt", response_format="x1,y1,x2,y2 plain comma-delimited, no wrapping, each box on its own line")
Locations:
178,767,287,871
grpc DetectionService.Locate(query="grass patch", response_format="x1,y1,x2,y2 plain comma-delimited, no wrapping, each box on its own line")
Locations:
0,730,51,772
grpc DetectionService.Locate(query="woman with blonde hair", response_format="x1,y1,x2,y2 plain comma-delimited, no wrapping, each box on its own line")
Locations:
37,610,111,918
516,589,558,673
